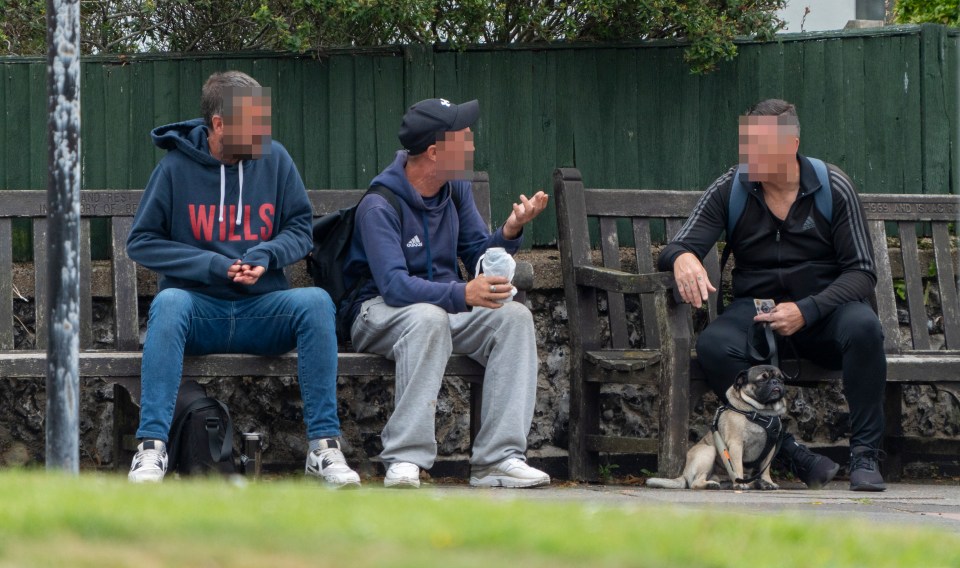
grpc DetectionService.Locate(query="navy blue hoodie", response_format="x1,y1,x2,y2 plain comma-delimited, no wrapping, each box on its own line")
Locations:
127,119,312,300
342,151,521,323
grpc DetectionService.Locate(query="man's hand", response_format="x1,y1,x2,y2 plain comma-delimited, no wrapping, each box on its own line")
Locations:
754,301,805,336
227,260,243,280
503,191,549,240
672,252,716,308
465,274,512,309
232,263,266,286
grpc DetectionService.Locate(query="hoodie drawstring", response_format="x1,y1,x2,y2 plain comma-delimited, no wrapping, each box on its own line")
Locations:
236,161,244,225
218,162,245,225
219,164,226,223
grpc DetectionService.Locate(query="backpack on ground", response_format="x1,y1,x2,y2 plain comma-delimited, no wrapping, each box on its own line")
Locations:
718,158,833,312
167,380,236,476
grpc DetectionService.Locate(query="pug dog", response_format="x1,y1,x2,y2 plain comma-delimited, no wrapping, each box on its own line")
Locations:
646,365,787,490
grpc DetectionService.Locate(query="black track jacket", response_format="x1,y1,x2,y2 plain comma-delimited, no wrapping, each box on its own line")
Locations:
657,154,877,329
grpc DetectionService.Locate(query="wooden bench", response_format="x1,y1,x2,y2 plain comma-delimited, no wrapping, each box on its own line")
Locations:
0,171,528,467
554,167,960,481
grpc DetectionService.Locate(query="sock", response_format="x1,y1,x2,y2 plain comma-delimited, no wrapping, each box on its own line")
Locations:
309,438,338,453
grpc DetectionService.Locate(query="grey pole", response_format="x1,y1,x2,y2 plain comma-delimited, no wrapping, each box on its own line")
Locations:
45,0,81,473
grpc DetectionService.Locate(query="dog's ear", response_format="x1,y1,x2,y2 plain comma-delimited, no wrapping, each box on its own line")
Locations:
734,369,750,390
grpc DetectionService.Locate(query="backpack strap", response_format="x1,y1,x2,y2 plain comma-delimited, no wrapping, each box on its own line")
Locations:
172,396,233,465
726,165,749,239
808,157,833,224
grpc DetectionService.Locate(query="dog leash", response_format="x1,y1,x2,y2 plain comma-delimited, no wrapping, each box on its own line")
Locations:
746,322,801,381
711,405,784,485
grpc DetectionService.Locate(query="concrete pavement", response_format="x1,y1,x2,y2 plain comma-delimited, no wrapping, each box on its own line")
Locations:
421,480,960,533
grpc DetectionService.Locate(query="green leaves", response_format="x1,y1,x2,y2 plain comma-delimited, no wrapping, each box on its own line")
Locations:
1,0,786,73
894,0,960,26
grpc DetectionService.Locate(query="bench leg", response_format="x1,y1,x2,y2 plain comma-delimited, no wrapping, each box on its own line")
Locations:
470,382,482,448
883,382,904,482
568,373,600,482
656,290,691,478
112,380,141,471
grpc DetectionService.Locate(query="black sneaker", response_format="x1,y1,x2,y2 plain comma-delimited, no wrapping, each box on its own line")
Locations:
849,446,886,492
779,433,840,489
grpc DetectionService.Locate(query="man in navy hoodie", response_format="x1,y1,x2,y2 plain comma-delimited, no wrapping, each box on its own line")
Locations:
343,98,551,488
126,71,360,487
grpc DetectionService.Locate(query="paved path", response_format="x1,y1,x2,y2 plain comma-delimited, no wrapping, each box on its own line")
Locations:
421,481,960,533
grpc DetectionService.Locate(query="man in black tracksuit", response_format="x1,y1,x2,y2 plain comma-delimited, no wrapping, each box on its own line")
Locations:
657,99,886,491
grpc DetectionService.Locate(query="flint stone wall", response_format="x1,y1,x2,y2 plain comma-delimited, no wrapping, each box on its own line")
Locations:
2,248,958,478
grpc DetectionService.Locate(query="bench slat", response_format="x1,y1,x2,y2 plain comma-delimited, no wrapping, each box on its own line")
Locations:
0,351,486,379
584,349,661,372
632,218,660,348
898,221,931,350
33,219,47,350
599,217,629,349
585,434,659,455
111,217,140,351
0,219,13,349
79,219,93,349
584,189,698,218
932,223,960,348
859,194,960,221
869,219,901,353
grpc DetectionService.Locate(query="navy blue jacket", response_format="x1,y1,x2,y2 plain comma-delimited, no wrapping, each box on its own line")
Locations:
342,151,521,323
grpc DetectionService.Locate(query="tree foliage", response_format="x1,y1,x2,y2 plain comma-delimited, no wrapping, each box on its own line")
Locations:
1,0,786,73
893,0,960,26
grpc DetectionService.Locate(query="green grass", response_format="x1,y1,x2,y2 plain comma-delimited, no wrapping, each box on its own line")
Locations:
0,471,957,567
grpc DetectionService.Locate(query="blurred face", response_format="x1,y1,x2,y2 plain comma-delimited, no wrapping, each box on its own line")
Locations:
738,115,799,183
221,87,272,161
434,127,475,180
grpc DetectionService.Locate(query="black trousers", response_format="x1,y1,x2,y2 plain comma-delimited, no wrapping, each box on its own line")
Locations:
696,298,886,449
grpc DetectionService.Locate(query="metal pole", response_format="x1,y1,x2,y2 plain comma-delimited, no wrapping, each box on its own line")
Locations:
46,0,81,473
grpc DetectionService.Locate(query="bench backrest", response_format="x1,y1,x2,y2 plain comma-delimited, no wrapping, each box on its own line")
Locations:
0,172,493,353
554,168,960,355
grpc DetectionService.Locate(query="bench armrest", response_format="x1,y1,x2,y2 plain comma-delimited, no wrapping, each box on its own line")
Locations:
514,260,535,292
573,266,675,294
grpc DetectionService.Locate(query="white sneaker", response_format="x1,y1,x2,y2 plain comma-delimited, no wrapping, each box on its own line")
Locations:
128,440,168,483
384,462,421,488
305,438,361,488
470,457,550,488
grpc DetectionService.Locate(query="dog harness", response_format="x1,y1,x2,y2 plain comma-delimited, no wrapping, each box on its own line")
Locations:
711,404,783,485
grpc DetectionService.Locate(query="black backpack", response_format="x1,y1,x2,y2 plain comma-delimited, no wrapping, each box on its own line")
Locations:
167,380,236,476
305,185,401,338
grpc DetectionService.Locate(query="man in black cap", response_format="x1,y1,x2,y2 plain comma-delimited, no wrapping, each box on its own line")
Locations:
342,98,551,488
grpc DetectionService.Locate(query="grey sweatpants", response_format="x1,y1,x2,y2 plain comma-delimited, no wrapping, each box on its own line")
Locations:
350,297,538,469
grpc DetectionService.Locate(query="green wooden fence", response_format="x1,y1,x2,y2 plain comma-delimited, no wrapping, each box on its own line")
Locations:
1,24,956,251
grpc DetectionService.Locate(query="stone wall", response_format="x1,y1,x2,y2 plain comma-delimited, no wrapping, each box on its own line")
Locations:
2,249,958,478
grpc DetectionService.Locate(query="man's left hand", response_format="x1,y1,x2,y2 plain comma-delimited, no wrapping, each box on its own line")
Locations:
233,264,266,286
503,191,549,240
754,301,805,336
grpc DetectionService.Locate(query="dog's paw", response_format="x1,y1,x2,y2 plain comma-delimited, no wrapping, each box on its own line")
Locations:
704,480,721,490
733,482,751,491
756,479,780,491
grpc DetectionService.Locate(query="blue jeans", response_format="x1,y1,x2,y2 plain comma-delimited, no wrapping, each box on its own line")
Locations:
136,287,341,442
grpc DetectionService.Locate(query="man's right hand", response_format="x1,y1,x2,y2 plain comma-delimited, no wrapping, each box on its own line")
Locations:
226,259,243,280
673,252,716,308
465,274,512,308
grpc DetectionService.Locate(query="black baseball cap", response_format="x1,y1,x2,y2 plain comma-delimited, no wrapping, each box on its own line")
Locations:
398,98,479,155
